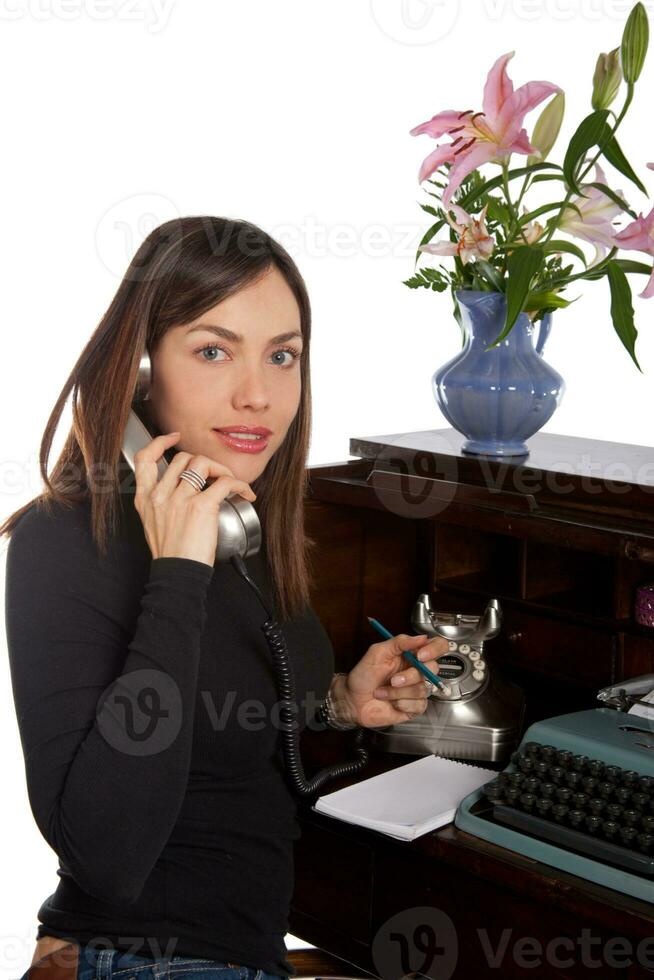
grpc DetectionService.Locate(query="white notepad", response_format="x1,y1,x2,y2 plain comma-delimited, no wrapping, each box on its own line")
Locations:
313,754,495,841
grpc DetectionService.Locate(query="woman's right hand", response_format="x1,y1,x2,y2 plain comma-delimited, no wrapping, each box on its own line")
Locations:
133,431,257,568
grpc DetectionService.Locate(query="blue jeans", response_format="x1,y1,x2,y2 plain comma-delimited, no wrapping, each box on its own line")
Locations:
21,943,289,980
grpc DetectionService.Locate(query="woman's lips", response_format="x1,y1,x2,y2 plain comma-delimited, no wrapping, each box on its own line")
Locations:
212,430,270,453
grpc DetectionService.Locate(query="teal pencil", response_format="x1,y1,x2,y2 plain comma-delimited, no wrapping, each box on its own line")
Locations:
366,616,444,689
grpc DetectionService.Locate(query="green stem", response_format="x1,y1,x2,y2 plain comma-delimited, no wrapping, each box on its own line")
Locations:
501,161,530,247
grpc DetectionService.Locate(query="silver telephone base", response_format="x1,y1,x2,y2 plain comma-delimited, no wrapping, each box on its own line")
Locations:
368,669,525,763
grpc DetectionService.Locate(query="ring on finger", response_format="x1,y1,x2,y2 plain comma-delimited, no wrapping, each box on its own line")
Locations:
179,468,207,492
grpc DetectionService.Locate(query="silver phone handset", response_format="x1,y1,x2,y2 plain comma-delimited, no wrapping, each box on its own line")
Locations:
121,351,262,562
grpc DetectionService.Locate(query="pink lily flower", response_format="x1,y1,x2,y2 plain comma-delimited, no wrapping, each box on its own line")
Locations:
410,51,561,207
614,170,654,298
521,206,545,244
418,203,494,265
559,163,627,266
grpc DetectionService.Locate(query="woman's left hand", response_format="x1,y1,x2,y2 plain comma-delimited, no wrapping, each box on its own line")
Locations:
339,633,450,729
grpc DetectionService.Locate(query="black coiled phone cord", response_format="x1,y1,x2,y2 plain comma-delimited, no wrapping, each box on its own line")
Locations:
231,554,369,801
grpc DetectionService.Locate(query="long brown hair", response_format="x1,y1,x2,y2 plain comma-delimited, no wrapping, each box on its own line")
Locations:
0,216,317,621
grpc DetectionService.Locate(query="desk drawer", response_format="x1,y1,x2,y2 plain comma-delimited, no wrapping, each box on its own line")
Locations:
291,820,374,942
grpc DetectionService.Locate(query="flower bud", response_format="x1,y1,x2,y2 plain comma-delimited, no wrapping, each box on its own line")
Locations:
526,92,565,167
591,47,622,110
621,1,649,84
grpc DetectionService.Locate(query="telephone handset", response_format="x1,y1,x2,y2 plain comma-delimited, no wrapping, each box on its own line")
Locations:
121,354,261,563
120,351,368,799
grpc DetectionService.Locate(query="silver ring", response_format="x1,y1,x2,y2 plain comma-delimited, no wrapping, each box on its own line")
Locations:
179,468,207,493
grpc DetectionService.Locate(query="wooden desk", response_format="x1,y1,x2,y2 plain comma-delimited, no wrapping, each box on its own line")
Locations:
289,429,654,980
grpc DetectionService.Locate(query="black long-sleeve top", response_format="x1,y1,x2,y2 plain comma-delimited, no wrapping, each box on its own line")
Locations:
4,467,335,977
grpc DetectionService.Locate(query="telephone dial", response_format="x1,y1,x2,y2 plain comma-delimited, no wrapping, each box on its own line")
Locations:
369,596,526,763
121,352,369,799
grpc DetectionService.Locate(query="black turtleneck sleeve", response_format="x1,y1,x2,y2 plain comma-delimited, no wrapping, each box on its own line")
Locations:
5,500,213,906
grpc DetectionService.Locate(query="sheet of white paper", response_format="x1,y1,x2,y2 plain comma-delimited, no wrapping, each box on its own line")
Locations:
628,688,654,722
313,754,494,837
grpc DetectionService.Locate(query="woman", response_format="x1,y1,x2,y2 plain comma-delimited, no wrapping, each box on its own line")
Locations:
3,216,446,980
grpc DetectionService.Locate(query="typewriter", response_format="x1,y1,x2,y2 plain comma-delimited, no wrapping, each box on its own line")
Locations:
455,675,654,902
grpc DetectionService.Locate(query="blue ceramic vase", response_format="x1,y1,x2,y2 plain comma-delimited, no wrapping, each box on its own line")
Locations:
434,289,565,457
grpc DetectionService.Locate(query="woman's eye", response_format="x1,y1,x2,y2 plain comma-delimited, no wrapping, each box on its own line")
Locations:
196,344,301,367
197,344,226,362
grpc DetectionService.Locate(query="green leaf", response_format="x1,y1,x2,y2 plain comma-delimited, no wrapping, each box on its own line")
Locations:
475,259,505,292
452,290,464,344
404,275,428,289
420,203,440,217
420,267,446,282
587,181,637,218
524,290,573,311
601,131,647,195
606,260,642,371
530,173,569,184
622,1,649,83
563,109,611,195
540,239,588,266
486,246,544,349
517,200,573,225
614,258,654,275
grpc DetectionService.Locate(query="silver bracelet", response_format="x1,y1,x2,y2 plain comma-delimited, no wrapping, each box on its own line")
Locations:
321,672,358,730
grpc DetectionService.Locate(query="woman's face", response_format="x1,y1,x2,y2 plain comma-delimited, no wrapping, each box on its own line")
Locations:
146,265,303,484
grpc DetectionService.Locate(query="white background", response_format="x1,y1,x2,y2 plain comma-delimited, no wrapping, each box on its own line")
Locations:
1,1,653,976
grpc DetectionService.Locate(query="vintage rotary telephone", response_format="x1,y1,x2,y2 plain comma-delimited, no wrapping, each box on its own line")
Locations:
121,352,369,799
368,595,525,763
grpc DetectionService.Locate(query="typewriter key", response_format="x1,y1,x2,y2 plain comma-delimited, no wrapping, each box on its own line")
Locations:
520,792,536,812
606,803,623,821
586,815,602,834
603,820,619,840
